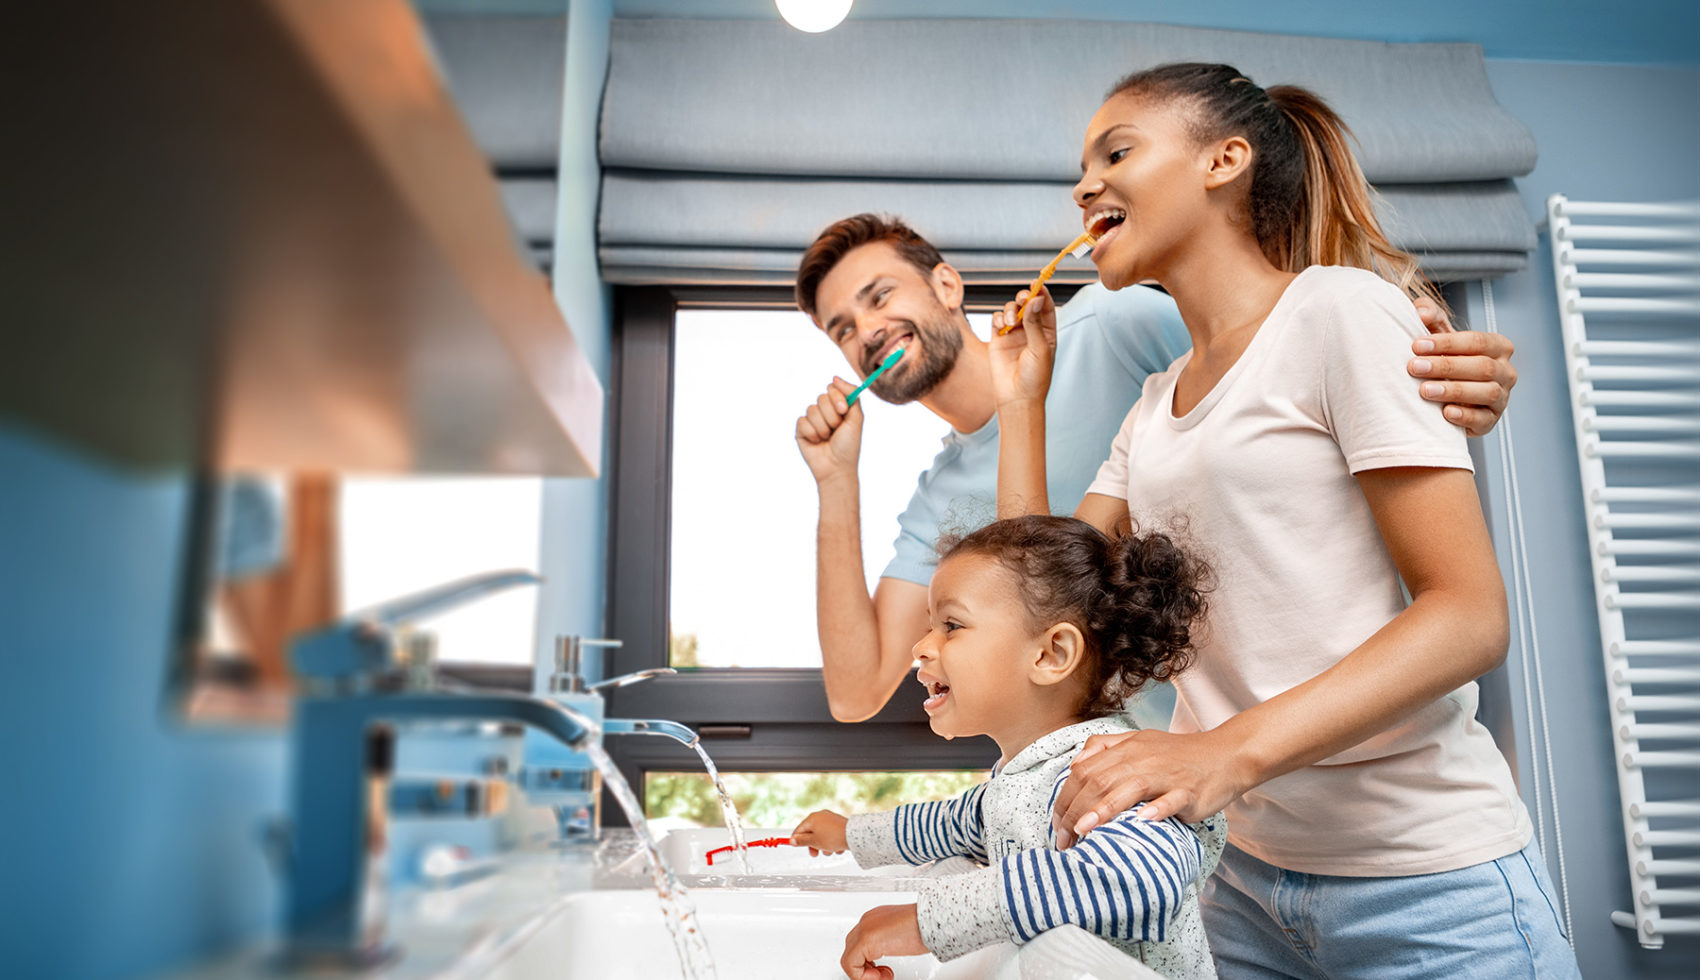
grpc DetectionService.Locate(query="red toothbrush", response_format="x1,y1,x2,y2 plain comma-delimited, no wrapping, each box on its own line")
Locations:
705,837,794,866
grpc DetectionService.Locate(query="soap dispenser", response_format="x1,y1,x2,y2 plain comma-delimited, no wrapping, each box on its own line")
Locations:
520,635,619,841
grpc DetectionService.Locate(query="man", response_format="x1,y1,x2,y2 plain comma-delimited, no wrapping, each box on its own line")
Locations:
794,214,1516,724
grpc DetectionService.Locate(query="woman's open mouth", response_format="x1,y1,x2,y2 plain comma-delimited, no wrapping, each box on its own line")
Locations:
1087,208,1127,260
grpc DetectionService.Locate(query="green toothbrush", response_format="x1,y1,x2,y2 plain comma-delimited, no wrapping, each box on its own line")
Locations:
845,346,905,407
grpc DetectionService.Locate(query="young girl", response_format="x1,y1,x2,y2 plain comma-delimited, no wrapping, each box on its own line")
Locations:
791,515,1224,980
990,64,1580,978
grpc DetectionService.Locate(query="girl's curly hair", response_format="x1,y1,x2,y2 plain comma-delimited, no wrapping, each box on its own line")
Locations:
939,515,1210,716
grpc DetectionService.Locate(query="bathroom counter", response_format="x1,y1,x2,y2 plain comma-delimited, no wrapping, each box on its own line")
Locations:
175,833,662,979
175,830,931,979
175,831,1159,979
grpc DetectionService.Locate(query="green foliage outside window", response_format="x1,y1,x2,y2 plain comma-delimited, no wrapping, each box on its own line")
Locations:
645,770,985,829
669,631,701,668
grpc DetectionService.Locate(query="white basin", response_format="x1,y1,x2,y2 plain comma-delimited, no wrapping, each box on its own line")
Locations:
171,844,1157,979
486,888,1163,980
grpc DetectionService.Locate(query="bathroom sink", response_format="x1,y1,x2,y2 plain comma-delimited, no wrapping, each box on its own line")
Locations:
484,888,1163,980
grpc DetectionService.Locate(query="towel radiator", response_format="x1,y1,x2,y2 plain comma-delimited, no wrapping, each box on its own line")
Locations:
1547,195,1700,949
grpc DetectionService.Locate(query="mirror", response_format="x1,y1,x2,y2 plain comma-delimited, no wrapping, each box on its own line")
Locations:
168,473,548,725
169,474,339,724
162,6,569,724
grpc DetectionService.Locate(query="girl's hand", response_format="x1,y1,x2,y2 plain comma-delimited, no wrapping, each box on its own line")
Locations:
988,287,1057,410
840,904,925,980
1052,728,1252,848
791,809,849,856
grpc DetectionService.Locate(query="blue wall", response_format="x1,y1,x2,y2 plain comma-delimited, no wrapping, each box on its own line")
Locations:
0,427,287,977
1470,59,1700,979
536,0,616,679
612,0,1700,67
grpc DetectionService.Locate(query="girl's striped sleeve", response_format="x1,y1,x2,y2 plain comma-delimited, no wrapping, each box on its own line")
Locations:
917,802,1205,961
845,783,990,869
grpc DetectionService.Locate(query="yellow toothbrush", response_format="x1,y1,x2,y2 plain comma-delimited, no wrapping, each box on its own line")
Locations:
997,230,1100,336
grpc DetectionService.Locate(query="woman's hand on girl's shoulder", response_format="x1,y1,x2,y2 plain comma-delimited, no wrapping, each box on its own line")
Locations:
1053,728,1251,848
989,287,1058,410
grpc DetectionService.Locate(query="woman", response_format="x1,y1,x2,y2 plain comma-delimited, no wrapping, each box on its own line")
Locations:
989,63,1578,978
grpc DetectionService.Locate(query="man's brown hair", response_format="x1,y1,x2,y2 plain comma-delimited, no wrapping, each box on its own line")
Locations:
795,214,946,320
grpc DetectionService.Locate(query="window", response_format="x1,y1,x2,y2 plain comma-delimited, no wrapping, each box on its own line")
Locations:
601,288,1006,818
668,308,956,668
645,770,984,833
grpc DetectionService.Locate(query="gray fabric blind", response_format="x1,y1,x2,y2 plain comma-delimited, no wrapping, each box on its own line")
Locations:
425,14,565,271
599,19,1539,285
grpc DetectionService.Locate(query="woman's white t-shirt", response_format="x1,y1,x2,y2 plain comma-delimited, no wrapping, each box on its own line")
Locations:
1087,266,1531,876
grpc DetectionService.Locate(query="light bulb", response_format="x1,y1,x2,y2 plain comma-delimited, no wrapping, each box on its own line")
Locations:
775,0,853,34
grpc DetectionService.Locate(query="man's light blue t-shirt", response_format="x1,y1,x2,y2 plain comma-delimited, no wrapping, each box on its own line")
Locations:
882,282,1189,585
879,282,1190,727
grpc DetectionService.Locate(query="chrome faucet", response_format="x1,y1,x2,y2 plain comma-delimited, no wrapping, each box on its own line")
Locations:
281,570,597,968
545,635,675,695
592,667,678,692
602,717,698,746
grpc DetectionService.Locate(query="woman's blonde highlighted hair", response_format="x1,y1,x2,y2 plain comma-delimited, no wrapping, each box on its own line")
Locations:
1112,64,1446,316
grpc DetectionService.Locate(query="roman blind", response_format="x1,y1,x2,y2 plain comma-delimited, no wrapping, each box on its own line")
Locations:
598,19,1539,286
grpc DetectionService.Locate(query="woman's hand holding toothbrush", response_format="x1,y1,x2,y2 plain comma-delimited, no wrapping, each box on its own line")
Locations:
988,286,1058,412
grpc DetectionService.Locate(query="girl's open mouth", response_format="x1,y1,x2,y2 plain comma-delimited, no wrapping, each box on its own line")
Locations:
922,680,950,712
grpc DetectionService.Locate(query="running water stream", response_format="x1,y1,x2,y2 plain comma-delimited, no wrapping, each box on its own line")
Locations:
690,742,751,875
585,740,717,979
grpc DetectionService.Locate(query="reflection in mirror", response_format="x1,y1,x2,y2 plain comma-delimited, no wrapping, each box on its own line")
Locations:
169,474,544,725
168,474,338,725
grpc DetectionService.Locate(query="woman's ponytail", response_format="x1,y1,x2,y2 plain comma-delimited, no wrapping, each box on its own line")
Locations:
1267,86,1446,315
1109,64,1447,318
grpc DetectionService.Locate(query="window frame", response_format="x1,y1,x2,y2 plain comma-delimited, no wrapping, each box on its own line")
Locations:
601,285,1013,821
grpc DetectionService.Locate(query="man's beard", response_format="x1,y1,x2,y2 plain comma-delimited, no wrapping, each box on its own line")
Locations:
864,311,964,405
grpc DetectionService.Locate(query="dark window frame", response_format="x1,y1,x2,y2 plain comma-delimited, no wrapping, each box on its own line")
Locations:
599,285,1032,821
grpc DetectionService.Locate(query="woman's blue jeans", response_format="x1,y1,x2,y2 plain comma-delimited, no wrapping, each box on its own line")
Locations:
1202,838,1583,979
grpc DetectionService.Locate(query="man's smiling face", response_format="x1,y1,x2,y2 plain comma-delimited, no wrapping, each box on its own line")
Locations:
812,241,964,405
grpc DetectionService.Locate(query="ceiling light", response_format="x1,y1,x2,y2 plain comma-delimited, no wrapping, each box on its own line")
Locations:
775,0,853,34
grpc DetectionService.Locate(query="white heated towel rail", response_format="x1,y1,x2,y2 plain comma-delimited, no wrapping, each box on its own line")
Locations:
1548,195,1700,949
